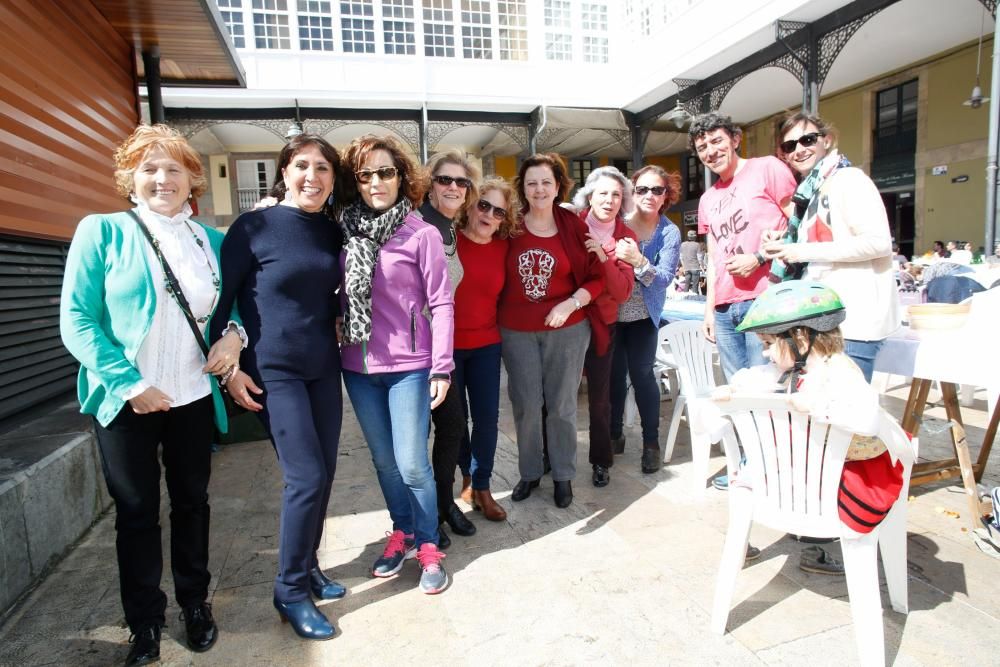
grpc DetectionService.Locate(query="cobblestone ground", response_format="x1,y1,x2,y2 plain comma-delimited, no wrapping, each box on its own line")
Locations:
1,375,998,666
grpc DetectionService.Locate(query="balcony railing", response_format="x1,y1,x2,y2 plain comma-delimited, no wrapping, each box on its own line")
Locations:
237,188,265,212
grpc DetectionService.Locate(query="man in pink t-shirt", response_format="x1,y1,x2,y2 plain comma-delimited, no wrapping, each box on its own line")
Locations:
691,112,796,382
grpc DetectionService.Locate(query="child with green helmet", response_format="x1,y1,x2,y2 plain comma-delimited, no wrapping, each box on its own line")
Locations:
703,280,908,544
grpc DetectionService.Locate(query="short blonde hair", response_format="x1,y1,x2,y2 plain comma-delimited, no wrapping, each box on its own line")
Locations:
113,124,207,199
424,149,481,214
457,177,522,240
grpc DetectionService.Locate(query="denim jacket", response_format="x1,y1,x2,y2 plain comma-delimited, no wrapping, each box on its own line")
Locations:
632,215,681,327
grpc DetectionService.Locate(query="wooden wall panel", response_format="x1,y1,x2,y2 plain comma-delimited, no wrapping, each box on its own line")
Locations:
0,0,138,242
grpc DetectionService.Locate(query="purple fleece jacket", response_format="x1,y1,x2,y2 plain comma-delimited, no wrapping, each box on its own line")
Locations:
340,212,455,377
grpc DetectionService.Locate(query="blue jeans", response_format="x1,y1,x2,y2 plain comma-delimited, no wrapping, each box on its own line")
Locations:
454,343,502,490
343,369,438,547
845,338,885,384
713,300,765,382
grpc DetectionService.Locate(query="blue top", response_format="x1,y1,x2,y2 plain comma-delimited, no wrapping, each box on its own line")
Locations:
210,205,342,381
633,215,681,327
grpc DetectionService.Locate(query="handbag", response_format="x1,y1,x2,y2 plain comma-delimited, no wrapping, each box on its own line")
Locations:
128,210,245,418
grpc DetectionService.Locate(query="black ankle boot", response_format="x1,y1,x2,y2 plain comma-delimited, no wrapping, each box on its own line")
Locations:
553,480,573,508
641,442,662,474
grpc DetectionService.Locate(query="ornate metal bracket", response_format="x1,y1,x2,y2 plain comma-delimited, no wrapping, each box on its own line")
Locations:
673,78,705,115
426,121,529,153
171,118,291,142
775,19,807,41
306,119,421,154
816,10,880,88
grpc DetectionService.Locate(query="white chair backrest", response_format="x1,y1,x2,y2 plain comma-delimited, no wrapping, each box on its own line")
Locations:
714,393,917,537
661,320,716,398
715,394,851,535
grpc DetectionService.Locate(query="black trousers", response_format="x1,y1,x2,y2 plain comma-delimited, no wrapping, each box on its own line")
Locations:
431,383,466,516
94,396,214,633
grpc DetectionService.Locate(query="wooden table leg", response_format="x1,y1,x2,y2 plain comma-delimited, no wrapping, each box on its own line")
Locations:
901,378,932,435
975,396,1000,483
909,381,999,487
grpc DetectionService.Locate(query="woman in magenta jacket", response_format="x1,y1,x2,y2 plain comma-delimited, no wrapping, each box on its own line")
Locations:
338,135,454,596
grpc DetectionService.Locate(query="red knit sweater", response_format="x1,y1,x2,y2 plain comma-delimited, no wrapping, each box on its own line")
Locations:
454,234,507,349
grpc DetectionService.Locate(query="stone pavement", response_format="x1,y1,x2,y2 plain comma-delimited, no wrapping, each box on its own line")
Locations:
1,377,998,666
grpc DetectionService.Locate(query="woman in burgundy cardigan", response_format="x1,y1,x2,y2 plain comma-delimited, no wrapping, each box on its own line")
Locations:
498,154,610,509
571,167,637,488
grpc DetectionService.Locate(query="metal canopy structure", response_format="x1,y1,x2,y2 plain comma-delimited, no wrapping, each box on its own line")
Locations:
160,0,995,165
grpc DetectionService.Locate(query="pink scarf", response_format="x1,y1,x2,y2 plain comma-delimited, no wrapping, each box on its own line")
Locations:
585,210,617,253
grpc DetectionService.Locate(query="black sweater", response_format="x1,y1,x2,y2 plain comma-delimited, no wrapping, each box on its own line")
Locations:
210,205,342,381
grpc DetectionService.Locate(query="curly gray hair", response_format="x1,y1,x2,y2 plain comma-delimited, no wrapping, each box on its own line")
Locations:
571,166,633,217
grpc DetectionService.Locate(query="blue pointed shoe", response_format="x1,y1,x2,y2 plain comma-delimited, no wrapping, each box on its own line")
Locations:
273,597,336,641
309,568,347,600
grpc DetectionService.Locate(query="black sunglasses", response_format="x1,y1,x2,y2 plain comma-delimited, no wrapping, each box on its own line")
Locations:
355,166,399,184
779,132,823,154
634,185,666,196
432,174,473,189
476,199,507,221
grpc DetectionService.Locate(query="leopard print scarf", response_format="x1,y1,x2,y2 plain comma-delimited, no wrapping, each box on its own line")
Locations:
340,197,412,345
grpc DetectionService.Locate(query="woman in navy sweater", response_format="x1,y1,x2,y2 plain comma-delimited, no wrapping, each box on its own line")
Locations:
211,134,344,641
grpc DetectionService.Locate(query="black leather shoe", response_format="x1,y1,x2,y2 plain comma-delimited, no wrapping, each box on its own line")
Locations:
437,526,451,550
592,464,610,487
511,479,540,502
181,602,217,653
309,568,347,600
125,625,161,666
553,480,573,508
442,503,476,536
611,436,626,455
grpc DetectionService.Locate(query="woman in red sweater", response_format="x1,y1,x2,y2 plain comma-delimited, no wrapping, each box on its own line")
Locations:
499,154,606,509
570,167,637,488
452,178,521,521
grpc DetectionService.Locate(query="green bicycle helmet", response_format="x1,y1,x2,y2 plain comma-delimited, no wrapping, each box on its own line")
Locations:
736,280,846,334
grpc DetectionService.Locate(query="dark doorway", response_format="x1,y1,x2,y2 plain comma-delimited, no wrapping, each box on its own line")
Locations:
880,190,915,259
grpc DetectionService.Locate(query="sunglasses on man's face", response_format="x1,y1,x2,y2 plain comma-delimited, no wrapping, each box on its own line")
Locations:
432,174,473,189
476,199,507,221
779,132,823,155
634,185,666,196
354,166,399,184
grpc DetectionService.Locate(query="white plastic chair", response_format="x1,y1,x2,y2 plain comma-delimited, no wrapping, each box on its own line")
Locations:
660,320,719,492
654,324,680,398
710,393,917,667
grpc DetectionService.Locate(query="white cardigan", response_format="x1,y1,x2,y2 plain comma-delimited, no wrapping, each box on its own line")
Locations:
797,165,900,341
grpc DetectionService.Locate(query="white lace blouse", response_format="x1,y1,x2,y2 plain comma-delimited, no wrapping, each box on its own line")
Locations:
122,202,221,407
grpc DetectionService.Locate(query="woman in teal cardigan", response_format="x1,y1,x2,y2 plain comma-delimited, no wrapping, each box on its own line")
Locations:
60,125,241,667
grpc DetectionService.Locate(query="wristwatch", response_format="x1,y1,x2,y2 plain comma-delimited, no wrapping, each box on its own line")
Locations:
571,296,582,310
753,251,766,266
